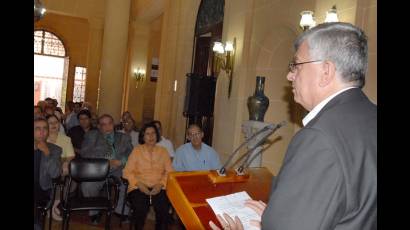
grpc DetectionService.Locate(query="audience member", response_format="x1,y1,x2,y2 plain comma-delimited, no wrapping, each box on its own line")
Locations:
44,97,55,107
123,123,174,230
115,111,133,131
37,100,47,113
151,120,175,159
67,109,95,155
80,114,133,224
65,102,81,131
34,105,43,117
34,117,62,229
53,109,66,134
173,124,221,171
81,101,98,127
44,105,55,116
46,114,76,221
118,116,139,147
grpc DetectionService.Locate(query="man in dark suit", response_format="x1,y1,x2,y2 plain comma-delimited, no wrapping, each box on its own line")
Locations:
80,114,133,224
34,117,62,229
210,22,376,230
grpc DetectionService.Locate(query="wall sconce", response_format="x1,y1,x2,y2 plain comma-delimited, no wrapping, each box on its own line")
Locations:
325,5,339,23
300,5,339,31
212,37,236,98
133,68,146,88
300,11,316,31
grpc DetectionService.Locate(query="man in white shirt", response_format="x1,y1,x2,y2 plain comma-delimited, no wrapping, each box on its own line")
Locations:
151,120,175,159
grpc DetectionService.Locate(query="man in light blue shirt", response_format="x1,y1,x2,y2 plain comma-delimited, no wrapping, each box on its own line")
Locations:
173,124,221,171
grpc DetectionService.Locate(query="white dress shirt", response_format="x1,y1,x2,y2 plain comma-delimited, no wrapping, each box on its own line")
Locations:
157,136,175,157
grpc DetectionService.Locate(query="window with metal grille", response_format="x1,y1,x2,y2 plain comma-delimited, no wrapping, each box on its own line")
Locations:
34,29,68,110
34,30,66,57
73,67,87,102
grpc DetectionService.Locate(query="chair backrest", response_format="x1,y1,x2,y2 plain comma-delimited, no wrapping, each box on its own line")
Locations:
69,158,109,182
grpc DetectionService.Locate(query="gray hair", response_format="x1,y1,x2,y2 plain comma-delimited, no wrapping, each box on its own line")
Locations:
295,22,368,88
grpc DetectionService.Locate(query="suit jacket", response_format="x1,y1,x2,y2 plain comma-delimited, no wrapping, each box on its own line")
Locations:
39,143,62,191
80,129,133,168
262,88,377,230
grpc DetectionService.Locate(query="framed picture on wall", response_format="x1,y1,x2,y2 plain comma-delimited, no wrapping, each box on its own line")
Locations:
150,57,159,82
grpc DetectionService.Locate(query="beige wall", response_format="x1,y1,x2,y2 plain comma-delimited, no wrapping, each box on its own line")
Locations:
123,20,150,126
154,0,201,147
143,16,163,125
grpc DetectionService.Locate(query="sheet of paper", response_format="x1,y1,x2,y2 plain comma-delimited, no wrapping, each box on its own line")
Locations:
206,191,261,230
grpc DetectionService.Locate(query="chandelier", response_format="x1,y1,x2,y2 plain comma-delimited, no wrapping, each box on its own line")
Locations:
34,0,46,22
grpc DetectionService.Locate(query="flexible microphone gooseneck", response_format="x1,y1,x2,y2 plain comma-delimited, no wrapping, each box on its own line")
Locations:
236,121,286,174
217,123,274,175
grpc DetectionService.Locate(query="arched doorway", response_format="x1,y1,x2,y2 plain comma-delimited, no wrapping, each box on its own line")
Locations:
183,0,224,145
34,29,69,111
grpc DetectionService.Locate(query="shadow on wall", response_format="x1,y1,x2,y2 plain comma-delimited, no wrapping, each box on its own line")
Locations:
283,85,304,127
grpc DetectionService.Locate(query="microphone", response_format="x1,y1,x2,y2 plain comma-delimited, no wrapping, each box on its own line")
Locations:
236,121,286,174
216,121,286,176
217,123,274,176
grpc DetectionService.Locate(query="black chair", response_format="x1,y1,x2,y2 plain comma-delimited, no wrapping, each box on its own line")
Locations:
35,176,62,230
60,158,121,230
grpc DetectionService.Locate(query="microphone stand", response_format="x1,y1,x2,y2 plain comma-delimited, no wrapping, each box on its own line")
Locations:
217,123,274,176
236,120,286,175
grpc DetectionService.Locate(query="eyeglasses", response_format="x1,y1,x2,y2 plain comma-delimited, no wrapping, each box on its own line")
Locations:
288,60,323,73
188,132,202,138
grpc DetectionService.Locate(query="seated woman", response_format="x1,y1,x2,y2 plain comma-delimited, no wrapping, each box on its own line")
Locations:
46,114,76,221
123,123,174,230
46,114,75,175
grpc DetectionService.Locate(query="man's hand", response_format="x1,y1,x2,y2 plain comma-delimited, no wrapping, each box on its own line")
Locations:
209,200,266,230
37,141,50,156
136,181,151,195
109,159,121,168
150,183,163,196
244,200,267,229
209,213,244,230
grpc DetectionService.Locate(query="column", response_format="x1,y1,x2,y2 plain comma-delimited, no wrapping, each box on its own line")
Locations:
97,0,131,121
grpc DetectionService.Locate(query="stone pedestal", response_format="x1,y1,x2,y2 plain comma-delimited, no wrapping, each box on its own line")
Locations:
241,120,272,167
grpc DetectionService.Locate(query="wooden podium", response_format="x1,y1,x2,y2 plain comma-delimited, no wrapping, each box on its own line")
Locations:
166,167,273,230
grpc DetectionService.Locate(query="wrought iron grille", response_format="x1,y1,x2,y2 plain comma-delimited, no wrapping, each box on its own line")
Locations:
73,66,87,102
34,30,66,57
